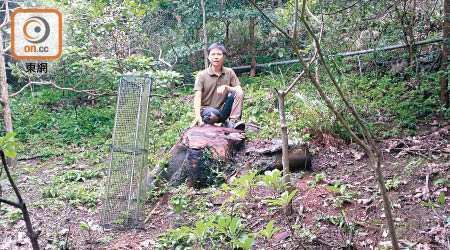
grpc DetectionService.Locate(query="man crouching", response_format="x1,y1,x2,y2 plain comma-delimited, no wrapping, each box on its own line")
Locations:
190,43,245,130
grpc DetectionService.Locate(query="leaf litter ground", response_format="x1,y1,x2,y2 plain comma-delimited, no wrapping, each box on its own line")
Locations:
0,124,449,249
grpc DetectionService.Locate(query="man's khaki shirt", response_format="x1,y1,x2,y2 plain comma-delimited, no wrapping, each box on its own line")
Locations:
194,66,241,110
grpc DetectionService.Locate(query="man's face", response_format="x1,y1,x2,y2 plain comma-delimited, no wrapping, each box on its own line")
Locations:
208,48,225,67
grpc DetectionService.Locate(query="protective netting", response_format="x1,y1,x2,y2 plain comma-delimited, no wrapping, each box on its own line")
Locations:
101,75,152,229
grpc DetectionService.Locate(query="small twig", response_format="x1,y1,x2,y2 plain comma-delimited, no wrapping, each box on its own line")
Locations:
425,174,430,194
246,123,262,129
150,93,179,98
144,193,166,224
64,224,71,249
313,236,334,247
323,0,364,16
401,149,429,159
248,218,262,230
17,156,43,161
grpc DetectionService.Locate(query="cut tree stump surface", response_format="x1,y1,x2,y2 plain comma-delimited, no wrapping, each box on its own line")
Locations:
146,124,245,189
180,124,246,161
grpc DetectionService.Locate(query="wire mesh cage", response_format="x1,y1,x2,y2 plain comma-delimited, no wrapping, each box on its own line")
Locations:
101,75,152,230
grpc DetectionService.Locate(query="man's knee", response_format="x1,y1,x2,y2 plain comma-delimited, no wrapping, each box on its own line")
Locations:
207,112,220,123
201,108,222,124
233,89,244,99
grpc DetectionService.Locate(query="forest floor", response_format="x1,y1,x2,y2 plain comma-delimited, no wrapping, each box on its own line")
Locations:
0,123,449,250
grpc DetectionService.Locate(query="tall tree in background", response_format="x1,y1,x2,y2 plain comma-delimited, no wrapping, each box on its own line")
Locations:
396,0,417,67
441,0,449,107
201,0,208,69
248,0,400,248
0,2,12,136
249,17,256,76
0,0,18,167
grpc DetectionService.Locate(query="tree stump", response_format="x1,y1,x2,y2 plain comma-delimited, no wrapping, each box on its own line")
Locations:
146,124,245,189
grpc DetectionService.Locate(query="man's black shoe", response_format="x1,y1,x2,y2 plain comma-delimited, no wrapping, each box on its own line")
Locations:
230,119,245,131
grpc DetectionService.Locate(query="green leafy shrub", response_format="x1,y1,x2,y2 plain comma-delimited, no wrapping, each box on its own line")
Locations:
40,168,104,207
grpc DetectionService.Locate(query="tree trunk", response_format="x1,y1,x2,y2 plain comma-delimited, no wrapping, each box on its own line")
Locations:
440,0,450,107
276,90,292,216
200,0,208,69
0,30,17,167
408,0,417,68
408,21,415,67
372,154,399,250
225,20,232,68
249,18,256,77
399,0,415,67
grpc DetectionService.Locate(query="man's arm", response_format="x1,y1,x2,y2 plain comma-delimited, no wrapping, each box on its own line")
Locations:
217,69,242,95
216,85,243,95
190,90,203,127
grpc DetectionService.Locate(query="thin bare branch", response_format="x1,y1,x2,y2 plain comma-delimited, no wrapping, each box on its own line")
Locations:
284,70,305,94
293,0,298,41
297,49,373,154
0,197,21,207
284,1,322,95
284,46,319,95
1,152,23,205
267,0,375,187
158,48,173,69
299,9,378,151
1,151,41,250
247,0,291,39
300,0,307,19
149,41,177,69
323,0,364,15
306,5,323,24
9,81,116,98
362,0,402,21
312,17,324,83
8,82,33,97
289,0,373,155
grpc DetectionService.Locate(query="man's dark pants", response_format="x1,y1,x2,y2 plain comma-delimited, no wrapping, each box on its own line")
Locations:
201,91,239,124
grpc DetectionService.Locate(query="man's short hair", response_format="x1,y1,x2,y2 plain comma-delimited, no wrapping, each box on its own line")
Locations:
208,43,227,55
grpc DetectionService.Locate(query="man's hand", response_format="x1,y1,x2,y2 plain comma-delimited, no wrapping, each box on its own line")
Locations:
190,116,204,128
216,85,228,96
192,91,203,128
